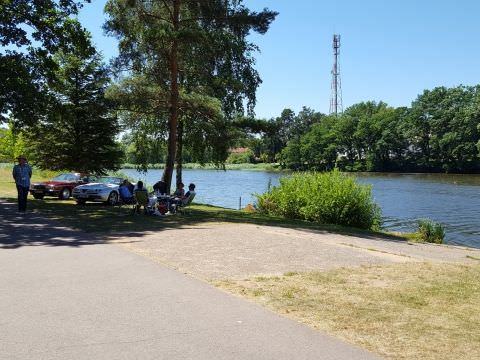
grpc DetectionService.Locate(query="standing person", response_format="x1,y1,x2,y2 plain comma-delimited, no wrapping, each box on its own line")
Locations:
12,155,32,214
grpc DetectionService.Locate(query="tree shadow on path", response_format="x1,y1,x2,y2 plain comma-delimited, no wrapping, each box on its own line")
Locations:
0,200,111,249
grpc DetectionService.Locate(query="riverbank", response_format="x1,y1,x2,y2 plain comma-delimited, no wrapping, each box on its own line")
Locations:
122,162,285,172
3,166,480,246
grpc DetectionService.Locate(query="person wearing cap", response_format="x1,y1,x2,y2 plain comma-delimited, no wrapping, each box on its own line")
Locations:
12,155,32,214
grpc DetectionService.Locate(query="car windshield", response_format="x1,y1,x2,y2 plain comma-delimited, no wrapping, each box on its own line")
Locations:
97,177,123,185
52,174,80,182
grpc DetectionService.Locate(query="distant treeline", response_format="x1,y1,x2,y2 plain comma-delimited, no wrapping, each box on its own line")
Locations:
233,85,480,173
5,84,478,174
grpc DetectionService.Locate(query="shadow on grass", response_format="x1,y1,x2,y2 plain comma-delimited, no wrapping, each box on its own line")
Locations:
1,197,407,249
1,200,108,249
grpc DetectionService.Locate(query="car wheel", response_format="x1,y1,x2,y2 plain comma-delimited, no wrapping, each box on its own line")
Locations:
33,194,44,200
105,191,118,206
76,199,86,205
59,188,71,200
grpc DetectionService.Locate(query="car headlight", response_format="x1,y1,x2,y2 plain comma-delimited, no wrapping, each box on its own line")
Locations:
48,184,55,188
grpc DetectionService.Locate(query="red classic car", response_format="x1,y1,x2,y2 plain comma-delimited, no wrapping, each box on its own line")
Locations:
29,173,96,200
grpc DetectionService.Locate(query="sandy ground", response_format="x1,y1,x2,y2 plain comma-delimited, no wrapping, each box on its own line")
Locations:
112,222,480,280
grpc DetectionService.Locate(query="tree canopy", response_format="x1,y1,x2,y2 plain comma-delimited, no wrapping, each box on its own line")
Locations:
24,41,123,174
0,0,91,127
104,0,277,191
277,86,480,173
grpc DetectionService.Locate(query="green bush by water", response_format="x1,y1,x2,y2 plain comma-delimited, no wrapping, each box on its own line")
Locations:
416,219,445,244
255,170,381,230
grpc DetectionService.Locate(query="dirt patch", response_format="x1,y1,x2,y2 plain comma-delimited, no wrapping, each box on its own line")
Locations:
113,222,478,280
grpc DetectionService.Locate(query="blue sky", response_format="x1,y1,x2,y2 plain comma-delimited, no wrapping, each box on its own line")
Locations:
79,0,480,119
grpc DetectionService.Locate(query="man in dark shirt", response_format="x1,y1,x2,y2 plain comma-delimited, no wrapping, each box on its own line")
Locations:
12,155,32,214
153,180,167,194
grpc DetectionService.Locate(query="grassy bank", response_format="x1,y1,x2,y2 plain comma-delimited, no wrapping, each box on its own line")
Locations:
0,167,421,242
215,262,480,360
0,167,398,238
121,162,285,172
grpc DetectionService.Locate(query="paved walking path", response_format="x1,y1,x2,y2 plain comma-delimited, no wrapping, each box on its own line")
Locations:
0,201,379,360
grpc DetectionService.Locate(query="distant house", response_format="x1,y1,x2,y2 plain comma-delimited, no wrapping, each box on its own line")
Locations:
229,147,250,154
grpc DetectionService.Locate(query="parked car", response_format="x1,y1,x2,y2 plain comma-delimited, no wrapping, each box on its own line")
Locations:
72,176,124,205
30,173,95,200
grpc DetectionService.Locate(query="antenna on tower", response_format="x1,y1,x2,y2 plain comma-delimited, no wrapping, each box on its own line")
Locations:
329,34,343,116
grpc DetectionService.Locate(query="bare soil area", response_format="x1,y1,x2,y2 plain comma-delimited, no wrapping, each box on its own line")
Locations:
113,222,479,280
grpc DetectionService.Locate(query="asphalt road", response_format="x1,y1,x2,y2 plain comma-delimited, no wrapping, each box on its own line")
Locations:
0,201,380,359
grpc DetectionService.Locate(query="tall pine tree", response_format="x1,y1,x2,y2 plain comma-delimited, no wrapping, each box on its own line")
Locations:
105,0,277,191
26,40,123,174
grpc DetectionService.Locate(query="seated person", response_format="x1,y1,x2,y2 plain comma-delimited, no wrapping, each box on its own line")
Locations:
134,181,149,213
127,180,134,194
169,183,195,211
182,183,196,205
153,180,167,195
173,182,185,198
118,179,134,201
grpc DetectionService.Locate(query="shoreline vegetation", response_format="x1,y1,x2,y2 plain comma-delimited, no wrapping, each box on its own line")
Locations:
120,162,480,175
121,162,285,172
3,162,480,175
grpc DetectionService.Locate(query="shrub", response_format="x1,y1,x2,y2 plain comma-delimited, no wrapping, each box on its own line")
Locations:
416,219,445,244
226,149,255,164
255,169,381,230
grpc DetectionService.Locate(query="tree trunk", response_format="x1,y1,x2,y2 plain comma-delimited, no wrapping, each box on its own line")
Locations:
175,118,184,189
162,0,180,194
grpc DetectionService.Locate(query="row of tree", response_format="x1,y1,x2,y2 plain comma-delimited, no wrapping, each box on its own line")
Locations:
248,85,479,173
0,0,277,193
281,86,480,173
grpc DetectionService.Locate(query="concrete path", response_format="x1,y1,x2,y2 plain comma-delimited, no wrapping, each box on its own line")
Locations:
0,202,379,360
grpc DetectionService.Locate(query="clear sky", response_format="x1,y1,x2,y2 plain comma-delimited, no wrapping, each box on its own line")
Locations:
79,0,480,119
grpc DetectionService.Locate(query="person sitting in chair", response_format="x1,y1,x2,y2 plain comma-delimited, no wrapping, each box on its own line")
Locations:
153,180,167,195
170,183,195,213
119,179,134,202
183,183,196,206
173,182,185,198
134,181,149,214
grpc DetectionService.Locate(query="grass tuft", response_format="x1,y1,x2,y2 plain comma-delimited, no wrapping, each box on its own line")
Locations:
416,219,445,244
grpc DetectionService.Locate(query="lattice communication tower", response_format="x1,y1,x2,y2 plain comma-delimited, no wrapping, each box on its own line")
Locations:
329,34,343,115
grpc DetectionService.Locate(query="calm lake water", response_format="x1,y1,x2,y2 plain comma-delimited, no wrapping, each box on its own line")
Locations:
122,169,480,248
